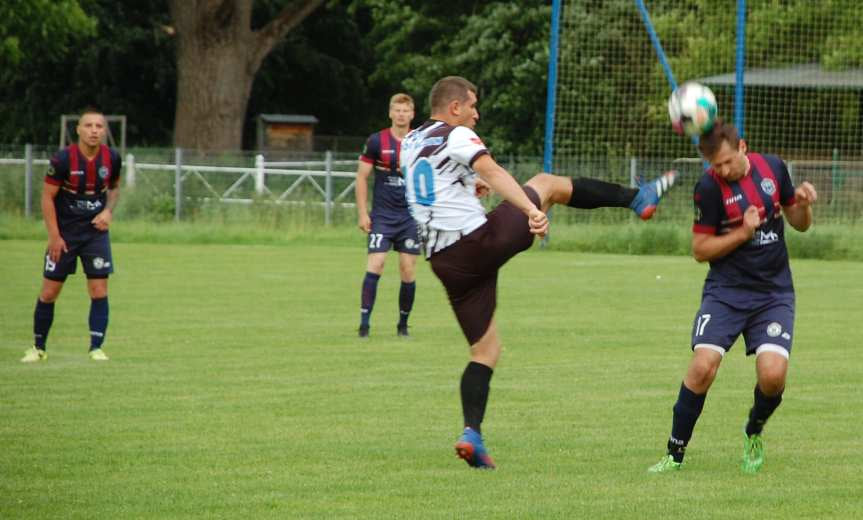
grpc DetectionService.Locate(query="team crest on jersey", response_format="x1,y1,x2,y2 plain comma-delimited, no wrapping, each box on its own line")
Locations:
760,178,776,195
98,166,109,179
766,322,782,337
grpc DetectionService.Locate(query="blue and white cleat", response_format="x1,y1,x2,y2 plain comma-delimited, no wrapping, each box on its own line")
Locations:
630,170,677,220
454,427,496,470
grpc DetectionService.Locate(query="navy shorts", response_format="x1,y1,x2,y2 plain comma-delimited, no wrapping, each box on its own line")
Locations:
367,217,420,255
43,231,114,280
690,292,795,357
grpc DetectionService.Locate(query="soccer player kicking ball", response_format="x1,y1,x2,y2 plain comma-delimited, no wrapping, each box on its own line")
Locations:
402,76,676,469
21,107,122,363
648,120,817,474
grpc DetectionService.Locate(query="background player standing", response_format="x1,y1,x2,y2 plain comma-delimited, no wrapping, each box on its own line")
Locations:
402,76,677,469
647,121,817,474
21,107,122,363
355,93,420,338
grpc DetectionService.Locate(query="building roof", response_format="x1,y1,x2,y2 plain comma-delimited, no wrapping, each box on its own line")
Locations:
258,114,319,124
695,63,863,89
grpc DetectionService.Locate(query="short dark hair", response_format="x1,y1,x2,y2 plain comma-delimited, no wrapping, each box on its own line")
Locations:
429,76,477,114
79,105,104,118
698,119,740,159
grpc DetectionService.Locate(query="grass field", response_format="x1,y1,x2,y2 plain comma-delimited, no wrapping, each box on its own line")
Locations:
1,239,861,519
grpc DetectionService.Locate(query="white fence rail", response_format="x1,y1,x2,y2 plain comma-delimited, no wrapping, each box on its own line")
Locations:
1,148,360,224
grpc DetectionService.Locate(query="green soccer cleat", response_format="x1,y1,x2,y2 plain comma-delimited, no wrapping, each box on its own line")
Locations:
89,349,109,361
647,454,681,473
742,432,764,474
21,347,47,363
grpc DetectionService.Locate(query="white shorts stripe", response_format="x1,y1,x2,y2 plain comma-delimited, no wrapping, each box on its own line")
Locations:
693,343,726,357
755,343,790,359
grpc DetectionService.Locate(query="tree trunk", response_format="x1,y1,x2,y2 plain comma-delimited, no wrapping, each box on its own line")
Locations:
174,38,256,151
169,0,325,152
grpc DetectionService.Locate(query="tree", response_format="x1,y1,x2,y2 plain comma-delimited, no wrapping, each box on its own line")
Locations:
168,0,325,151
0,0,96,69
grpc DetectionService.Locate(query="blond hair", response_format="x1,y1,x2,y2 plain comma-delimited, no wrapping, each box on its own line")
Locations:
389,93,414,108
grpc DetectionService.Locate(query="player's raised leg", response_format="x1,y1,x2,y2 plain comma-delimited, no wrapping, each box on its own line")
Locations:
396,252,416,337
359,252,386,338
524,170,677,219
742,349,787,473
87,277,110,361
648,347,722,472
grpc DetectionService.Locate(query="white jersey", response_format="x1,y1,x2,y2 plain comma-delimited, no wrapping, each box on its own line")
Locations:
402,120,490,257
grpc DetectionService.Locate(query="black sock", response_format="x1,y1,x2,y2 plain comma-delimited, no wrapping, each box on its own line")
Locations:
745,385,783,436
33,299,55,349
89,297,109,350
461,361,493,434
566,177,638,209
667,382,707,463
360,272,380,328
398,281,415,327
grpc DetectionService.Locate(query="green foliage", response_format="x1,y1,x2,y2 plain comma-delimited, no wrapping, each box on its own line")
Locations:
353,0,550,155
0,0,96,66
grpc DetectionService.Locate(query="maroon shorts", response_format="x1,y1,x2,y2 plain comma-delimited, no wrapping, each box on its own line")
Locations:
429,186,541,345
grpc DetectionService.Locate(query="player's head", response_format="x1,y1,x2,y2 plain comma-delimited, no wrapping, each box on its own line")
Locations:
76,106,107,148
388,93,415,129
699,119,749,181
429,76,479,129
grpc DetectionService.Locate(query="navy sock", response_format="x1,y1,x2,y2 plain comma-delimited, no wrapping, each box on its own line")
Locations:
746,385,783,436
89,297,109,350
567,177,637,209
398,281,416,327
360,272,380,328
667,382,707,463
33,299,55,349
461,361,493,434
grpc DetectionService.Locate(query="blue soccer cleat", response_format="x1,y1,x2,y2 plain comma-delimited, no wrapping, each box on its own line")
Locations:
454,427,496,469
630,170,677,220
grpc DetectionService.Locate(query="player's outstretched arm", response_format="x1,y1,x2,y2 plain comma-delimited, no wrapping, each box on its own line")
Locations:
472,155,547,235
783,181,817,232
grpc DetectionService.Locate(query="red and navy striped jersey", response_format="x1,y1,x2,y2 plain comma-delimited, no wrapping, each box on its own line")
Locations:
45,144,122,229
693,152,796,293
360,128,410,223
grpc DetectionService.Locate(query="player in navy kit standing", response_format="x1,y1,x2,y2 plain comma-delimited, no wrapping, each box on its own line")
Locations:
648,121,817,473
21,108,122,363
355,93,419,338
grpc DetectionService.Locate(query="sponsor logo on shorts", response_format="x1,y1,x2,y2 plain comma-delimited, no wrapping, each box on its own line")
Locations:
781,332,791,340
76,200,103,211
93,257,111,269
753,229,779,246
766,322,782,337
404,238,417,250
760,178,776,195
45,254,56,272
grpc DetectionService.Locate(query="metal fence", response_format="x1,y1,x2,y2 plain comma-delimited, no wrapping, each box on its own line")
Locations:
1,146,861,225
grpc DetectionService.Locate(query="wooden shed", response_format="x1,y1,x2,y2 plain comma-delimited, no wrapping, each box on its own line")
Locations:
256,114,319,151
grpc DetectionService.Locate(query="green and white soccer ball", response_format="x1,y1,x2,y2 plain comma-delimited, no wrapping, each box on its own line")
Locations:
668,82,717,137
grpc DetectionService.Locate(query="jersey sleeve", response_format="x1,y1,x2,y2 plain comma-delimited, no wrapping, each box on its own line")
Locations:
774,156,796,206
108,149,123,189
692,176,723,235
45,150,68,186
359,132,380,164
448,126,489,168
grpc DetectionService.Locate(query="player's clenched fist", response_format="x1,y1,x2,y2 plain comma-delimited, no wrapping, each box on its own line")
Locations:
528,207,548,237
794,181,817,207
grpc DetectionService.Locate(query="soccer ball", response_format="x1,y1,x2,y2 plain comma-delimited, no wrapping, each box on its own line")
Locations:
668,82,717,137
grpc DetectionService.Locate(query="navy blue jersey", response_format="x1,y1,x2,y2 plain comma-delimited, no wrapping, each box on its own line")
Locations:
46,144,122,234
360,128,411,224
693,153,797,296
